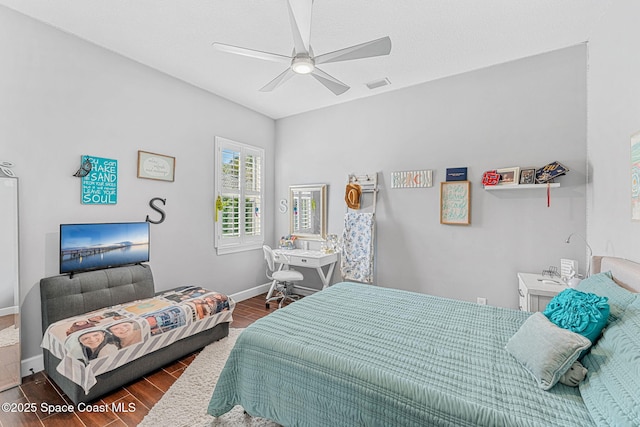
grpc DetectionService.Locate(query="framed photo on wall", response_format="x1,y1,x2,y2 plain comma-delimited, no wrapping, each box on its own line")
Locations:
137,151,175,182
440,181,470,225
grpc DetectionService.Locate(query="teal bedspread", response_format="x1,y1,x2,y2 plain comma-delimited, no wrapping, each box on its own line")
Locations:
208,282,594,426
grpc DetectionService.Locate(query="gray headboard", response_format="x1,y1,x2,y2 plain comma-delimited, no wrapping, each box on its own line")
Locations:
591,256,640,293
40,264,154,334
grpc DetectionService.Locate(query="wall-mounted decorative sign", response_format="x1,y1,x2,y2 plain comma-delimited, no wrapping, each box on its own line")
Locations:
146,197,167,224
535,161,568,184
440,181,470,225
390,170,433,188
632,131,640,221
446,167,467,181
137,150,175,182
81,155,118,205
482,170,500,186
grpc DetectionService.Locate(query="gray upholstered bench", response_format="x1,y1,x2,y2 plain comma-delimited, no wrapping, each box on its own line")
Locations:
40,264,229,404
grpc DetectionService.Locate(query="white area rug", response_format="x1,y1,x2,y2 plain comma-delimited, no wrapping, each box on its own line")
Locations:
0,326,19,347
139,328,279,427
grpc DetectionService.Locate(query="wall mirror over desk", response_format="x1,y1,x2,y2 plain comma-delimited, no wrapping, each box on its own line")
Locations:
289,184,327,240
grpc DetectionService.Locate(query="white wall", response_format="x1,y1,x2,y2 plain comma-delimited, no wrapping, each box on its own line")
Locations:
0,6,275,361
276,45,588,308
587,0,640,259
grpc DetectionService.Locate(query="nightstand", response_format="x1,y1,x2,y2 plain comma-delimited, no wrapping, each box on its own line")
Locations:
517,272,568,312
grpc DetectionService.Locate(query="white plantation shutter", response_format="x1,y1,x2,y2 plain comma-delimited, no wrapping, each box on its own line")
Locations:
292,191,314,234
215,137,264,254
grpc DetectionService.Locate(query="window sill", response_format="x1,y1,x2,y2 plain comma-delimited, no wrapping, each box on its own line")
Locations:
216,242,263,255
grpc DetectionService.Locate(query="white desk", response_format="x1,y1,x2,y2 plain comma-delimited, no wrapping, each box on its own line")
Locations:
267,249,338,299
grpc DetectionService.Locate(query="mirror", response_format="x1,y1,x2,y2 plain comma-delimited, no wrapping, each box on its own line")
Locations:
0,177,20,392
289,184,327,240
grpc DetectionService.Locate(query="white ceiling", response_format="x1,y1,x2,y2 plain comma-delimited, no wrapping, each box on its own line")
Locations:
1,0,611,119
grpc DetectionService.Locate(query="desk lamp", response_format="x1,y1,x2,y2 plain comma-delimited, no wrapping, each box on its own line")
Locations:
565,233,593,278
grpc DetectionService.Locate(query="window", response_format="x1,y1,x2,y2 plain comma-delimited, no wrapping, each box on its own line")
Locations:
214,137,264,255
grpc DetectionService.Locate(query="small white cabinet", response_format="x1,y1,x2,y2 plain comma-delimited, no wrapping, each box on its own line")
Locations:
517,272,567,312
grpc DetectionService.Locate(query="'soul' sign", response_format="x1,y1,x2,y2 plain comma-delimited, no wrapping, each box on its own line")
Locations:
81,155,118,205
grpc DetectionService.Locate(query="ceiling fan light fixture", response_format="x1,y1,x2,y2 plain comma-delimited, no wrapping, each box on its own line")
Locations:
291,56,315,74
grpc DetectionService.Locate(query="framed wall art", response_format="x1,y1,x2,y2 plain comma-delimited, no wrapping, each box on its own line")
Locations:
137,150,175,182
440,181,470,225
80,155,118,205
390,169,433,188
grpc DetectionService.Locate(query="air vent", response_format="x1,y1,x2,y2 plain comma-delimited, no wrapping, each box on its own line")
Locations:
366,77,391,90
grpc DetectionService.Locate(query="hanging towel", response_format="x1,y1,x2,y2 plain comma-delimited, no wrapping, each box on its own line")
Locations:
341,212,375,283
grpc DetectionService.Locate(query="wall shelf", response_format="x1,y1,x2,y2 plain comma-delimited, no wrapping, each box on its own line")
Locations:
484,183,560,191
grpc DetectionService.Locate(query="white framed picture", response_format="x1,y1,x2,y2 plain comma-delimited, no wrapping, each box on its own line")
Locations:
496,167,520,185
137,150,175,182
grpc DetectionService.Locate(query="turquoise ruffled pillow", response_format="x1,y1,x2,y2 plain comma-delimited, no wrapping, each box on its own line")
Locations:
543,288,610,344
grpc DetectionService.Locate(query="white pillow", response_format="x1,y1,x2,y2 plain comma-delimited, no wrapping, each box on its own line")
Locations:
506,312,591,390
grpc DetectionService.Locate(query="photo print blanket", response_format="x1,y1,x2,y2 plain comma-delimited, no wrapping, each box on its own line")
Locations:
41,286,234,394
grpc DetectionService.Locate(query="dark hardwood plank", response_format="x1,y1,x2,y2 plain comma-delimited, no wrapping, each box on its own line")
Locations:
109,395,148,426
123,378,164,410
144,368,178,393
40,410,84,427
74,401,121,427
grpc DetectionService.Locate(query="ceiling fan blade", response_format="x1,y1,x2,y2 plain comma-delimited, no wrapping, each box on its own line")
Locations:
286,0,312,54
311,68,350,95
260,68,296,92
212,42,291,64
315,36,392,65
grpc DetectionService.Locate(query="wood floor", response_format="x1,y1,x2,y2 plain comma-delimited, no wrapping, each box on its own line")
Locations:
0,293,277,427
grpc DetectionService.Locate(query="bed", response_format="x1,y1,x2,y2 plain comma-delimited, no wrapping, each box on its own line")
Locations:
208,256,640,426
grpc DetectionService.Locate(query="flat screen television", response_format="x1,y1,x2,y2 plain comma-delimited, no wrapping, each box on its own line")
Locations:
60,222,150,274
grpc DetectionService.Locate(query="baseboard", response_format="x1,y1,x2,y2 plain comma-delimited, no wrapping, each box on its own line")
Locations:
21,282,272,375
0,306,18,316
21,354,44,378
229,282,271,302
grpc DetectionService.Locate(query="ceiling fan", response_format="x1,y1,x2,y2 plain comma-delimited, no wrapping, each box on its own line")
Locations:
212,0,392,95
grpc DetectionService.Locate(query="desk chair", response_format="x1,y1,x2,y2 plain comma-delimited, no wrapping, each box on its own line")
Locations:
263,245,303,309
